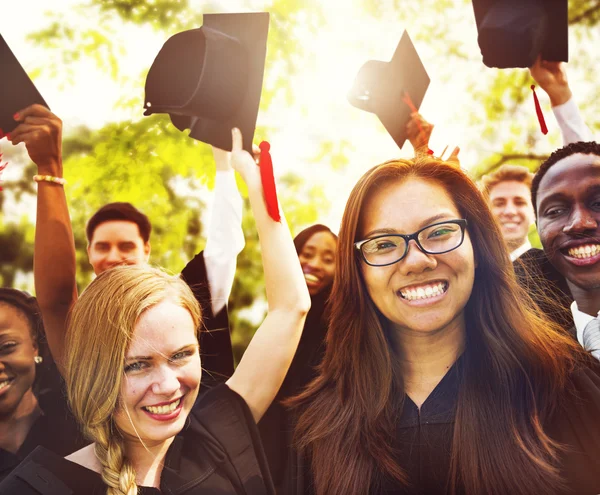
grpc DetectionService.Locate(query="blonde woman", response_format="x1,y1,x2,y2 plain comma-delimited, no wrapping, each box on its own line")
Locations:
0,129,310,495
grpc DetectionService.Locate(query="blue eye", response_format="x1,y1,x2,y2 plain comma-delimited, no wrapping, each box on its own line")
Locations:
171,350,194,362
124,361,147,373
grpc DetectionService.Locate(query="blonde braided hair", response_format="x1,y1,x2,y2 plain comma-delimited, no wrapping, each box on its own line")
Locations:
64,266,201,495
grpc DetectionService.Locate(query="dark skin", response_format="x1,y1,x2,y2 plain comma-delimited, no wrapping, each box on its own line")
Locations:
8,105,76,372
0,303,41,454
536,153,600,316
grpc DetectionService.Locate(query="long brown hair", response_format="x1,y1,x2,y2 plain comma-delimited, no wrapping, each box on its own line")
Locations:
291,158,583,495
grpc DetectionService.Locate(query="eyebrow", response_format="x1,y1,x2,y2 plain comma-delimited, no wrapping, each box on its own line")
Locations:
362,213,456,239
537,192,571,212
125,344,197,362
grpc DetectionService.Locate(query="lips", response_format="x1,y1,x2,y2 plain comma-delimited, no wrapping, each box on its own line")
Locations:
0,378,14,395
398,281,448,301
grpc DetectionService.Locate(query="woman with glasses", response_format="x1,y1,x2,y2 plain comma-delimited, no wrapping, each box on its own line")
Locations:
287,157,600,495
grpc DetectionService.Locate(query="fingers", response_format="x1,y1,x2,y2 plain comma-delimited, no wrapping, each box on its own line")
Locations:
231,127,243,152
14,104,54,121
9,129,41,146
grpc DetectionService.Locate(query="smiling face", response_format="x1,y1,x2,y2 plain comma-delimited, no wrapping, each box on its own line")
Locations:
488,180,535,251
114,300,201,447
87,220,151,275
536,153,600,300
298,231,337,295
358,178,475,335
0,302,38,418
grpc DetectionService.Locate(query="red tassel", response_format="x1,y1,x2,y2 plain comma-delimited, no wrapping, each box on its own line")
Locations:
258,141,281,222
401,91,434,154
531,85,548,135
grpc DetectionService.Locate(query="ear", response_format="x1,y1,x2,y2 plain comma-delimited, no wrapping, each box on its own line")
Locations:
144,242,151,261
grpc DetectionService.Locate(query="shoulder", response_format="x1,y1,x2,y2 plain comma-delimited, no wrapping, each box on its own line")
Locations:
0,446,102,494
188,384,275,494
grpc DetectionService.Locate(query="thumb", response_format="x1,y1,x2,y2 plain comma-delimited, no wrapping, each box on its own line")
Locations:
231,128,243,152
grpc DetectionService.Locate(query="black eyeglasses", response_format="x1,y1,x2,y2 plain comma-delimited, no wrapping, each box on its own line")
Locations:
354,219,468,267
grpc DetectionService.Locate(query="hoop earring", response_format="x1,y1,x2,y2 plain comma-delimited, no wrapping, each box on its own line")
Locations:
34,356,43,364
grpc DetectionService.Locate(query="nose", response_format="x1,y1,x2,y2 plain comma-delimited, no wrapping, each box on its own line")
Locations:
502,200,518,216
398,239,437,275
563,206,598,234
306,257,324,273
105,247,124,265
150,364,181,396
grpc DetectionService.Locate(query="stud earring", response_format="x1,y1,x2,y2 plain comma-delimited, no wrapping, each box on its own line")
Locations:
34,356,43,364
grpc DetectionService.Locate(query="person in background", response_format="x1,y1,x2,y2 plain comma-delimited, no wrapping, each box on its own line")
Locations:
532,141,600,359
479,165,535,260
7,105,244,383
287,156,600,495
259,225,338,490
0,289,85,481
0,128,311,494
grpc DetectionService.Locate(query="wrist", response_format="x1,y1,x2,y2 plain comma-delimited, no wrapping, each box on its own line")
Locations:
37,160,63,178
548,86,572,107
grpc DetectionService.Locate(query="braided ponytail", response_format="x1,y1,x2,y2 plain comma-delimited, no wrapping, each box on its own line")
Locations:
92,423,138,495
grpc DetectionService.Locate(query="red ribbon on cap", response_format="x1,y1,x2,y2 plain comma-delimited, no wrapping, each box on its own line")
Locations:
258,141,281,222
401,91,434,155
531,85,548,135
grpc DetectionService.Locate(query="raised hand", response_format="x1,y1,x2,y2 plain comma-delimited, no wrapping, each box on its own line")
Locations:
9,104,63,176
529,56,572,107
406,112,434,153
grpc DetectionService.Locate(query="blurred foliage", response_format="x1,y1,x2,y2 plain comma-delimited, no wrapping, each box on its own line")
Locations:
2,0,330,354
2,0,600,354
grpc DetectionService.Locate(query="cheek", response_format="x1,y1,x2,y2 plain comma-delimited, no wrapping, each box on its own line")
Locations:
120,376,149,407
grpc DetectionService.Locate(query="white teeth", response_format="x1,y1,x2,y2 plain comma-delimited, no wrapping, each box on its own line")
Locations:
567,244,600,259
0,380,12,391
304,273,319,283
144,398,180,415
400,282,447,301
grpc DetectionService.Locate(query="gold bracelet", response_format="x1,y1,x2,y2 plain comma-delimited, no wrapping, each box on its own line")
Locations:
33,174,67,186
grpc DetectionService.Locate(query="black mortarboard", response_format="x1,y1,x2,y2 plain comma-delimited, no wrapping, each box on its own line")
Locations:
143,12,269,153
0,34,49,135
347,30,430,150
472,0,568,69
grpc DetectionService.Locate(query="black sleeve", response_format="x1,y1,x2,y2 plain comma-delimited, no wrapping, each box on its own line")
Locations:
181,251,234,385
190,385,276,495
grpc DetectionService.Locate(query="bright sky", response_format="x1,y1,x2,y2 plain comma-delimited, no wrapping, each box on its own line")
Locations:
2,0,596,235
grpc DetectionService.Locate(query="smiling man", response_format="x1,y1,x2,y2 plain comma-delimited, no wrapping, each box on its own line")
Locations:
533,141,600,356
481,165,535,260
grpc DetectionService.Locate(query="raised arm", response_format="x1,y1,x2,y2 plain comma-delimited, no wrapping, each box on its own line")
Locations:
225,129,310,422
9,105,76,371
203,147,245,315
529,57,594,145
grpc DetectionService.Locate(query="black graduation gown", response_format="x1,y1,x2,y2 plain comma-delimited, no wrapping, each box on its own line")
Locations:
0,364,87,482
258,288,330,491
513,248,574,333
0,385,275,495
286,359,600,495
181,251,234,386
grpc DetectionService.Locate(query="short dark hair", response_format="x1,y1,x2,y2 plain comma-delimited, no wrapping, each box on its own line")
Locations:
0,288,43,344
86,202,152,243
532,141,600,213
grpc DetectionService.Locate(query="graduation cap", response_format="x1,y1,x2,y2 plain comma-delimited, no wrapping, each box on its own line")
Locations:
0,34,49,135
143,12,269,153
472,0,568,69
348,30,430,150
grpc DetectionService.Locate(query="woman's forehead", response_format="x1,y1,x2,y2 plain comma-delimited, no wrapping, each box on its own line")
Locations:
128,301,197,356
360,179,459,235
